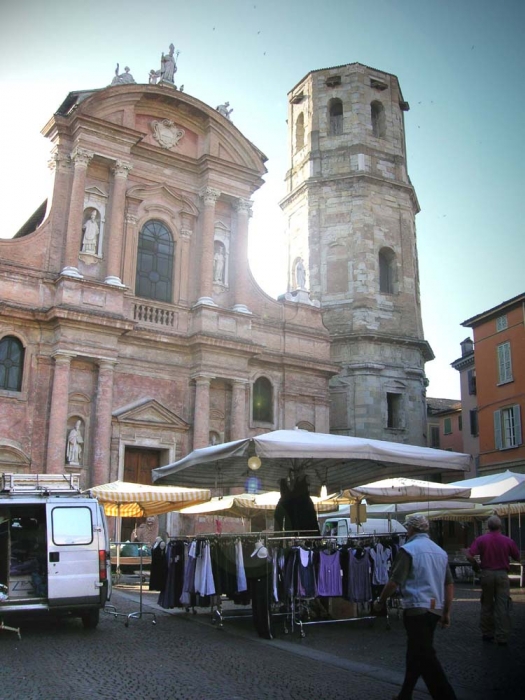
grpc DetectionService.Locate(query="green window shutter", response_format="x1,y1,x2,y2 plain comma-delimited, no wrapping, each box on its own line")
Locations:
512,405,522,445
494,410,502,450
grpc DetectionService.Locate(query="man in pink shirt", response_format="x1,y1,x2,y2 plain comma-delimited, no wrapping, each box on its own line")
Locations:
465,515,520,646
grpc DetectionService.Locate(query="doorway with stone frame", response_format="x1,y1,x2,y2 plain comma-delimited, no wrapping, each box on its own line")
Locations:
121,447,161,542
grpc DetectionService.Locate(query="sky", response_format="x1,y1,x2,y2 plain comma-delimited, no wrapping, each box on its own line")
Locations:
1,0,524,401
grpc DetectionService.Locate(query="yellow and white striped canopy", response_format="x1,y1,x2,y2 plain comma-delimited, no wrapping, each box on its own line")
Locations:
89,480,211,518
179,490,336,517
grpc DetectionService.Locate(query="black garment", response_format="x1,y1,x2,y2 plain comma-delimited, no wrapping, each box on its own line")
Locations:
274,478,293,532
398,612,457,700
149,540,168,591
273,474,319,536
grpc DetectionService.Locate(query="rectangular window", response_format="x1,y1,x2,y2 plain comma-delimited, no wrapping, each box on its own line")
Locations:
52,506,93,545
496,314,508,332
470,409,479,437
497,342,513,384
494,405,522,450
430,426,440,448
444,417,452,435
458,415,463,431
387,393,402,429
467,369,477,395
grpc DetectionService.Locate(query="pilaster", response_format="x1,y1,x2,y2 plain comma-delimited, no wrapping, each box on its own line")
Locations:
62,147,94,278
195,187,220,306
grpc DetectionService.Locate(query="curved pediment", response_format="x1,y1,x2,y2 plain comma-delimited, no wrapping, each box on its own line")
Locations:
60,85,267,176
127,183,199,216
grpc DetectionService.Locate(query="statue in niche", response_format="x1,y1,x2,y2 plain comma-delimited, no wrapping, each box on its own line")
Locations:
111,64,135,85
131,516,159,548
160,44,179,83
216,102,233,120
213,244,225,283
66,420,84,465
296,258,306,289
81,210,100,254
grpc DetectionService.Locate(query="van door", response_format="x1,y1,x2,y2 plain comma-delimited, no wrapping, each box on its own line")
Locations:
98,504,112,601
46,503,100,606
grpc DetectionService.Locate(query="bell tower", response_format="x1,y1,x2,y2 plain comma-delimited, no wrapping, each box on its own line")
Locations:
280,62,433,444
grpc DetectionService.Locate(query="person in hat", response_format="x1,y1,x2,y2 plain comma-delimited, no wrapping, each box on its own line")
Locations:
373,513,457,700
464,514,520,646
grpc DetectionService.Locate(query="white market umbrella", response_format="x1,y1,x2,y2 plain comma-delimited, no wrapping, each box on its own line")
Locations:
341,477,471,504
449,470,525,503
152,429,471,493
179,490,335,518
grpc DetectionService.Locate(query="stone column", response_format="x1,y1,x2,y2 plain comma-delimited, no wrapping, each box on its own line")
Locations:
46,353,74,473
92,360,116,486
232,198,253,313
62,147,94,278
196,188,220,306
105,160,132,286
193,376,212,449
231,380,248,441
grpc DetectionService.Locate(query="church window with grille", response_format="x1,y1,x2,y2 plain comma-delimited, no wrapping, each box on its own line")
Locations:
0,336,25,392
135,220,174,303
253,377,273,423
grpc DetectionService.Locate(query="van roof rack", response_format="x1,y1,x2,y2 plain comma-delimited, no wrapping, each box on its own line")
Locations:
1,473,81,495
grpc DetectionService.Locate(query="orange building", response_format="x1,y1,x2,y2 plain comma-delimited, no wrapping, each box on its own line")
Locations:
461,293,525,475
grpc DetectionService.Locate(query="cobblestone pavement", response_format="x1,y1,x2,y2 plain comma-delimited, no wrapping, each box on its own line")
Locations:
1,581,523,699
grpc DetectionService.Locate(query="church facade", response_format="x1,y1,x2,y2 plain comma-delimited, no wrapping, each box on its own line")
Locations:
0,60,432,489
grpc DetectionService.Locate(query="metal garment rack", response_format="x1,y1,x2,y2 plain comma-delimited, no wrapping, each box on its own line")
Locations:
266,532,399,638
104,541,156,627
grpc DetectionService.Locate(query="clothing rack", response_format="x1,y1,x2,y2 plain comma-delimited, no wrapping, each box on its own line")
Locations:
104,541,157,628
157,531,401,639
266,532,400,637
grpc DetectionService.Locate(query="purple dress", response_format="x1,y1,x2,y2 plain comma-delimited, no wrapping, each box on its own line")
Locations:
317,550,342,596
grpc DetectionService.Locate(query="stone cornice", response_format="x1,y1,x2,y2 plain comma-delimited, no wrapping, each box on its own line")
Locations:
330,332,434,361
280,171,420,213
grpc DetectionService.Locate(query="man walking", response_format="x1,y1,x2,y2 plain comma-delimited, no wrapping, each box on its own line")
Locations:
373,513,456,700
465,514,520,646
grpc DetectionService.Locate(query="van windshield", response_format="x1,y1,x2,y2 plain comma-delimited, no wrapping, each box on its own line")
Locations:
52,507,93,545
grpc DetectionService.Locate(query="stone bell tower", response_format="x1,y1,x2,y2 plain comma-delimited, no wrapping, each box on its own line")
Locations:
280,62,433,445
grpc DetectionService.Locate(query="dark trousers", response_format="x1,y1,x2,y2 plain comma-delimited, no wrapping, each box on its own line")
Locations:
398,612,457,700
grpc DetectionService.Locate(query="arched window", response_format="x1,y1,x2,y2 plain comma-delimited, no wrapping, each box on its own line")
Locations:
135,220,174,302
379,247,396,294
253,377,273,423
0,336,25,391
328,98,343,136
295,113,305,150
371,101,386,138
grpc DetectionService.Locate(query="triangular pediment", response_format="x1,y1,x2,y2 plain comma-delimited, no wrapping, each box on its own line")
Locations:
126,183,199,216
85,185,108,198
113,397,189,429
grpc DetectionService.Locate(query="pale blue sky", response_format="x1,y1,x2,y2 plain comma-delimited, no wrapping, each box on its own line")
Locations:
1,0,524,400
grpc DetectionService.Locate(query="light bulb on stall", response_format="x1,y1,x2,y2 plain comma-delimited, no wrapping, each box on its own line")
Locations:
247,456,262,471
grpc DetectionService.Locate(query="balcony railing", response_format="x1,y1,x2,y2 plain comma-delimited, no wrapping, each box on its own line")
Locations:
133,302,176,328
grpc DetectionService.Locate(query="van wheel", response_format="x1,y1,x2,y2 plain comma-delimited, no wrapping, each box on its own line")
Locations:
81,609,100,629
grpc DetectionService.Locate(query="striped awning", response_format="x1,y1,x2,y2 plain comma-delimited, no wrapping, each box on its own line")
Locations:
88,480,211,518
179,490,336,518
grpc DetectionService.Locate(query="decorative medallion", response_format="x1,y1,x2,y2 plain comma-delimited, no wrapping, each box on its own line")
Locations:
150,119,185,150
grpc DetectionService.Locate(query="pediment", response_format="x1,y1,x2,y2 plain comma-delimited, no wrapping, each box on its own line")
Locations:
126,183,199,216
113,398,189,429
85,186,108,199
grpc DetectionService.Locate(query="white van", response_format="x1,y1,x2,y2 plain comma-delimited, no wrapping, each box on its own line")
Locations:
321,517,406,543
0,473,111,629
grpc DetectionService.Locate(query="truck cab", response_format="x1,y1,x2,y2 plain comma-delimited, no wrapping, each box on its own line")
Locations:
0,473,111,629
